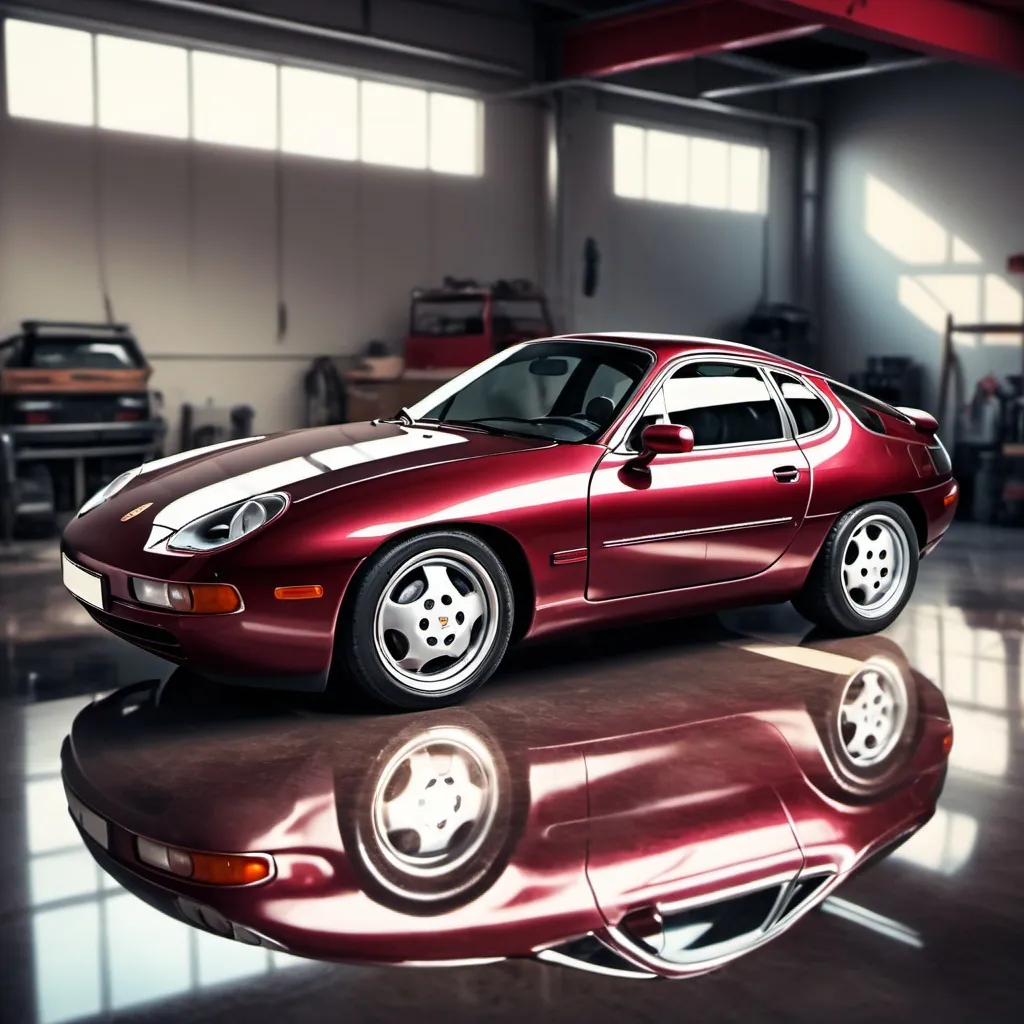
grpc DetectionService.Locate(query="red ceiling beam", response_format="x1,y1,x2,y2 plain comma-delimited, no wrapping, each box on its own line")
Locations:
750,0,1024,75
562,0,823,79
562,0,1024,81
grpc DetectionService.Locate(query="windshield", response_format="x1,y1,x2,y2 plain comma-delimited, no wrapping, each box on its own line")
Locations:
408,340,653,443
411,297,486,337
24,338,142,370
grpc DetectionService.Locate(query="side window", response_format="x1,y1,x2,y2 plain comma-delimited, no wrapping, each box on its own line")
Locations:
828,381,895,435
662,362,785,447
770,370,831,435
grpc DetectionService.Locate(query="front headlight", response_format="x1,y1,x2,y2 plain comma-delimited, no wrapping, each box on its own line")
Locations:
167,492,288,553
77,466,142,517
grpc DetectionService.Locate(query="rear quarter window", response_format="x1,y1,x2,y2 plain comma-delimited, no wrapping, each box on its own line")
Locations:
828,381,908,435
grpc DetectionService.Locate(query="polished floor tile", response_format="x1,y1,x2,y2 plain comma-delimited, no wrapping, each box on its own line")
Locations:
0,523,1022,1023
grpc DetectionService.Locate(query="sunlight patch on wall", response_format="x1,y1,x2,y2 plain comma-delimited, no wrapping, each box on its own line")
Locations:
984,274,1024,344
867,174,1023,346
952,236,982,264
865,175,946,264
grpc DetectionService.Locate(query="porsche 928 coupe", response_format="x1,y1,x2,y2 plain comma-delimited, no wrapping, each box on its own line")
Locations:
60,334,959,708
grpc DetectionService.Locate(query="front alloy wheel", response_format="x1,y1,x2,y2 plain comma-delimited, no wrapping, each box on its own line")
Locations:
341,531,514,708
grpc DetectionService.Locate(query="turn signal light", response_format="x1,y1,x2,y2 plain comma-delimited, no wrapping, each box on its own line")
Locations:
137,836,274,886
131,578,241,614
943,484,958,508
274,585,323,600
190,583,242,614
942,731,953,756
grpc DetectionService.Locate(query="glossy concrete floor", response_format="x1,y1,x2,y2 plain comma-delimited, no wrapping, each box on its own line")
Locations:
1,522,1022,1023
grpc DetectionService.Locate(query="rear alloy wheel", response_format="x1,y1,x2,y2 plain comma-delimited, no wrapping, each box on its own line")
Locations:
341,531,514,708
818,654,919,791
793,502,919,635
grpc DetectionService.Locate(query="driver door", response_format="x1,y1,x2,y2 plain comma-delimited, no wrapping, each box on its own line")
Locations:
587,360,811,600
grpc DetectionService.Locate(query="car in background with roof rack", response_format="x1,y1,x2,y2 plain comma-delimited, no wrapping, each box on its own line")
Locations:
0,320,165,537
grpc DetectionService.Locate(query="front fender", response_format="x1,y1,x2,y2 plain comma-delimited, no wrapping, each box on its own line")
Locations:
227,445,603,636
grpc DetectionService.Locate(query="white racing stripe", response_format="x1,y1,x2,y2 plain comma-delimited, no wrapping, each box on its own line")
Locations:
139,435,266,475
151,428,468,531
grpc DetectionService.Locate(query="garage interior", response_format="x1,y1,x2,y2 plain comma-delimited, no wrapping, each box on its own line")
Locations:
1,0,1023,1021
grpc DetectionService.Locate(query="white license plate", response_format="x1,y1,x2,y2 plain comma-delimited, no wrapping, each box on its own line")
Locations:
62,554,106,611
66,787,110,850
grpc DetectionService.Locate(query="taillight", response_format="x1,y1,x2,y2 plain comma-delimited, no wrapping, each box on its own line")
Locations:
24,411,52,424
115,410,142,421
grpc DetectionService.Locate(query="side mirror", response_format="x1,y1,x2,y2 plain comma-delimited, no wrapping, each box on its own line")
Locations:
631,424,694,470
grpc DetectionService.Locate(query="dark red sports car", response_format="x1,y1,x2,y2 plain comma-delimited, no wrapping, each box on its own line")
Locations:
61,335,958,707
60,633,951,977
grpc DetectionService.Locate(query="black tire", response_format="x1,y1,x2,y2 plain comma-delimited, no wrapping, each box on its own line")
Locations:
339,530,514,709
335,711,524,915
793,501,919,635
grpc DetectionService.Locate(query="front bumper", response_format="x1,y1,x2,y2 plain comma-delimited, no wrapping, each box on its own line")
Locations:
62,541,362,691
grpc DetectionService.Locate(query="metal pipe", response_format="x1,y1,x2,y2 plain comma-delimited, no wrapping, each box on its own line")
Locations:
492,78,816,130
122,0,526,77
705,51,793,79
701,57,935,99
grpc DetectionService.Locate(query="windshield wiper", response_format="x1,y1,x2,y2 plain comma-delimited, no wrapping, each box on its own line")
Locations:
440,418,542,440
380,407,417,426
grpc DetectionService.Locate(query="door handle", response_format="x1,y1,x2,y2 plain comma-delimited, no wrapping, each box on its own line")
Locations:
773,466,801,483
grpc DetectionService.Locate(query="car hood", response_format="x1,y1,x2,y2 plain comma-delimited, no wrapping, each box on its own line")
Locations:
80,420,554,534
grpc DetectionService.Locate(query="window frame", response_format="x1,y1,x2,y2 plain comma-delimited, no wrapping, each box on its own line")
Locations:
764,369,836,441
613,355,794,454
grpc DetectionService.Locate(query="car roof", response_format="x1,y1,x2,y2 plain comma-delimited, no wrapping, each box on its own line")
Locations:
542,332,820,376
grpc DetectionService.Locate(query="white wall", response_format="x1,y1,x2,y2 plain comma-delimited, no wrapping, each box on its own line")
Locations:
556,89,803,341
819,63,1024,415
0,5,543,444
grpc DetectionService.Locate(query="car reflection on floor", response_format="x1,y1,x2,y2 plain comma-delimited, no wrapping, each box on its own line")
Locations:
58,627,951,981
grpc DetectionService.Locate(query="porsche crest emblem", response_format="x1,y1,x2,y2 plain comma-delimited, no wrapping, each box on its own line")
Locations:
438,616,449,627
121,502,152,522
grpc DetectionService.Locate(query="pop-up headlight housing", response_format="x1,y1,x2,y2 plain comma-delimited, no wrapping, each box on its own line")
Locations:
166,492,288,553
77,465,142,517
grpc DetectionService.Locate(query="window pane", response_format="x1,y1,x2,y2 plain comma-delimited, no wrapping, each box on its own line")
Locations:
429,93,480,175
771,371,830,434
280,66,356,160
360,82,427,169
729,143,764,213
645,130,688,205
192,51,277,151
664,363,783,446
613,124,645,199
4,19,94,126
97,35,188,139
690,137,729,209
